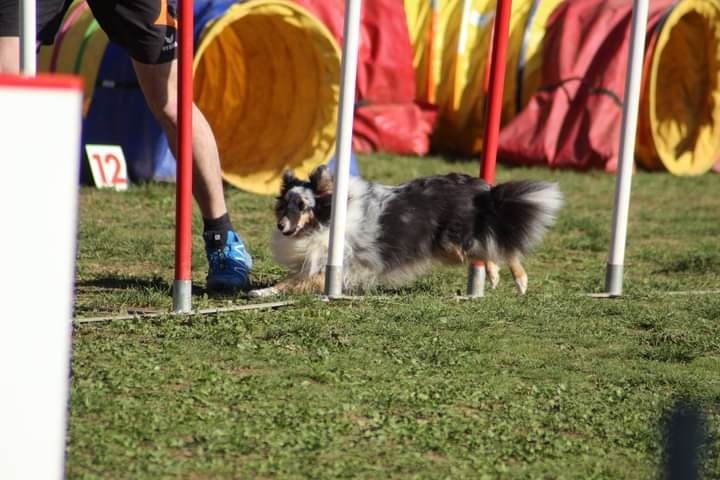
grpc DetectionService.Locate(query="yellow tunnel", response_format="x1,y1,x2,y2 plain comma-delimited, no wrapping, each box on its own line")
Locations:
407,0,720,175
194,0,341,194
637,0,720,175
404,0,562,156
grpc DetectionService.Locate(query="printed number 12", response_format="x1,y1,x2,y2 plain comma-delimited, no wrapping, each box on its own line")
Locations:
92,153,127,185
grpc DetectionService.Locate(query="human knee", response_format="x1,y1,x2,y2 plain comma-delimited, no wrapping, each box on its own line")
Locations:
146,93,178,130
159,98,178,128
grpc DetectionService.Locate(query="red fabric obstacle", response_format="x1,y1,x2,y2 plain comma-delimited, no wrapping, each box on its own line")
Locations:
352,102,437,155
498,0,674,172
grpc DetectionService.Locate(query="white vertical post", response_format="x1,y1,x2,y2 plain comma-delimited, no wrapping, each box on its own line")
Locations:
467,266,485,297
325,0,363,298
605,0,649,296
0,74,83,480
19,0,37,75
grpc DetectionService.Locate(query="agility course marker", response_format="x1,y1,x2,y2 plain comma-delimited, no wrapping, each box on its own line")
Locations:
466,0,512,298
19,0,36,74
173,0,194,313
85,144,129,191
325,0,363,298
605,0,650,296
0,73,82,480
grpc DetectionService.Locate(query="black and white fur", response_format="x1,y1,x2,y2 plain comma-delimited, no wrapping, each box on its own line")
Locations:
249,165,563,297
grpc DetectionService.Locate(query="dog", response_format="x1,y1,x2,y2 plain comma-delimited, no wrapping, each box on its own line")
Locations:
249,165,563,297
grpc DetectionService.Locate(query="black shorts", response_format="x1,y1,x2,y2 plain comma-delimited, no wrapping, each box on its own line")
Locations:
0,0,177,64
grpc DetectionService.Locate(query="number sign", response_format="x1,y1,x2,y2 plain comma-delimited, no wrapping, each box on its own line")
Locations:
85,144,129,191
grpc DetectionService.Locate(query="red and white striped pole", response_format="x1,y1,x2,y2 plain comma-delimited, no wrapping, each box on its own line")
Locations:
466,0,512,297
173,0,193,312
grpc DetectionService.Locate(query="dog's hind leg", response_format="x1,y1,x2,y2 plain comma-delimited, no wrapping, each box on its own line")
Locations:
485,260,500,289
508,256,528,295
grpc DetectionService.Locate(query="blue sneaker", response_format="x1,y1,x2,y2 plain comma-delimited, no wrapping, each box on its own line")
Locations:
204,230,252,291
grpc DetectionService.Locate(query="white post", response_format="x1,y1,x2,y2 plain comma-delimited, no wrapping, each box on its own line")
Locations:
325,0,363,298
19,0,36,75
467,266,485,297
0,75,83,480
605,0,649,296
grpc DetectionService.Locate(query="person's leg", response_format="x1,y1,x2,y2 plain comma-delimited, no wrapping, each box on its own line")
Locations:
0,37,19,74
85,0,250,289
132,58,252,290
132,58,227,220
0,0,20,73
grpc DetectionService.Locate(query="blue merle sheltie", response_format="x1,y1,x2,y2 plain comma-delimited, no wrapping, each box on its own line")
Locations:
249,165,563,297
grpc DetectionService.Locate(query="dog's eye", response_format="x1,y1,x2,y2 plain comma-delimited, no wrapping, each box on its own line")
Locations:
297,200,306,210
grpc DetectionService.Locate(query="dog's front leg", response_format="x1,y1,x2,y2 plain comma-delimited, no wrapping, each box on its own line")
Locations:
249,272,325,298
288,271,325,294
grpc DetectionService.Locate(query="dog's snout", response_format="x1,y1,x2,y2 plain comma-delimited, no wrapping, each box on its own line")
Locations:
277,217,292,234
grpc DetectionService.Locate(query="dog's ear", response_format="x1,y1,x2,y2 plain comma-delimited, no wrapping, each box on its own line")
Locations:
309,165,333,196
280,170,298,195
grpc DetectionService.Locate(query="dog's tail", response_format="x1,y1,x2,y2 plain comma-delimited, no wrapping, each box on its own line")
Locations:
476,180,563,259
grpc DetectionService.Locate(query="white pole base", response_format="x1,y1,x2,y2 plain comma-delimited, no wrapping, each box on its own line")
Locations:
604,263,624,296
172,280,192,313
466,264,486,298
324,265,343,299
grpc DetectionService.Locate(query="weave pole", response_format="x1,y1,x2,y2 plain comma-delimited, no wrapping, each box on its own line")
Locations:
173,0,193,312
19,0,36,74
466,0,512,297
604,0,649,296
325,0,363,298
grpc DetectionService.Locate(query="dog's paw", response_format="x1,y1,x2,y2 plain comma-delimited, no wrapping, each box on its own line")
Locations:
513,274,528,295
248,287,279,298
486,261,500,289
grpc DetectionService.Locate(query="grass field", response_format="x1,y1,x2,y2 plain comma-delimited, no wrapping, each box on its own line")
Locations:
70,154,720,478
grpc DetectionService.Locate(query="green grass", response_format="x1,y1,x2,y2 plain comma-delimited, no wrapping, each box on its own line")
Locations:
69,154,720,478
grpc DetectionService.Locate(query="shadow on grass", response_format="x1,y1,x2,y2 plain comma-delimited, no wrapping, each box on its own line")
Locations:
76,275,170,292
76,274,279,301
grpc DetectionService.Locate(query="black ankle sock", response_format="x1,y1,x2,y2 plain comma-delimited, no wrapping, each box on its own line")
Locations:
203,212,234,238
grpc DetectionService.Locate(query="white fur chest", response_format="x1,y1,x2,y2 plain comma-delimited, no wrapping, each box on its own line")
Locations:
271,227,330,275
